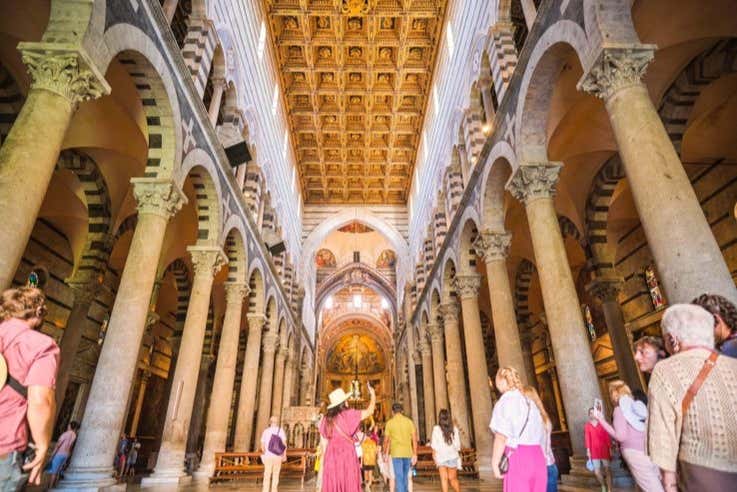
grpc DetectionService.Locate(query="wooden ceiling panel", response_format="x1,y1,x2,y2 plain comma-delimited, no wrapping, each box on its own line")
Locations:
263,0,448,204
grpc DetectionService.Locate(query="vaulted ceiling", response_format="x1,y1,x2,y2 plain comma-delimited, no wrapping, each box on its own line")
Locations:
263,0,448,204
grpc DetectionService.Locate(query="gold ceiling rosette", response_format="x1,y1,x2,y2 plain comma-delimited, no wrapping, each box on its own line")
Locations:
341,0,374,15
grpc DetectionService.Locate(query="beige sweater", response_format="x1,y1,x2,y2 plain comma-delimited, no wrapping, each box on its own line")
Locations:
647,348,737,473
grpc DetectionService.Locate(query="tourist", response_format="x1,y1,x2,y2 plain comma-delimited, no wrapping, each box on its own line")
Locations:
692,293,737,358
260,416,287,492
430,409,461,492
320,384,376,492
585,407,612,492
633,336,666,374
361,422,379,492
115,433,129,479
648,304,737,491
383,402,417,492
522,386,557,492
0,287,59,489
125,438,140,477
593,381,662,492
489,367,546,491
47,420,78,488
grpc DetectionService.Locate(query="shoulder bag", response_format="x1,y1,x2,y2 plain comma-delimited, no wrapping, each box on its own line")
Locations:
680,351,719,430
267,430,286,455
498,397,531,475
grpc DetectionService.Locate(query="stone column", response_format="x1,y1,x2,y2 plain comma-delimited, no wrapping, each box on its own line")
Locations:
144,246,226,485
195,282,248,478
233,314,265,450
579,46,737,305
474,230,530,384
478,79,496,125
0,45,108,289
59,179,185,490
162,0,178,23
403,284,420,426
208,77,226,126
129,371,151,438
282,346,297,411
439,301,471,447
419,338,436,438
55,278,100,414
508,164,601,455
520,0,537,29
587,277,644,392
185,354,215,455
427,322,449,413
270,343,288,419
254,331,279,446
519,330,538,390
454,274,493,468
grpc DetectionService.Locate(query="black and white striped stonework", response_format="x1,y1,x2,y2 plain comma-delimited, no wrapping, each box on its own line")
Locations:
514,259,536,328
181,17,218,97
584,155,625,275
163,258,192,335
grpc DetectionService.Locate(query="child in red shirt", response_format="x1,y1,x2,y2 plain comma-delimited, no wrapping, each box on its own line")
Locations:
585,408,612,492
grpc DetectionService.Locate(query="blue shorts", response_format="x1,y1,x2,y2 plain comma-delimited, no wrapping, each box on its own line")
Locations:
48,454,68,474
439,458,459,469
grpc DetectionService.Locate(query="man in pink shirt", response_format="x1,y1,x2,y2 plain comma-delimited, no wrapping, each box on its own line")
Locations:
0,287,59,489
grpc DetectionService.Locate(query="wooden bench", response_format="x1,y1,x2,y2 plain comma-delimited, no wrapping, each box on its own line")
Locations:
414,446,478,479
211,449,315,486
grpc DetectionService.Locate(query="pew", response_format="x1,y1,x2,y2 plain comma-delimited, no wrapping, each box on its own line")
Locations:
211,449,315,486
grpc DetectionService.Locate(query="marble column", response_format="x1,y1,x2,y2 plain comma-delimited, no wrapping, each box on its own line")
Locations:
520,0,537,29
270,343,288,418
579,46,737,305
519,330,538,391
403,284,420,426
254,331,279,445
59,179,185,490
587,278,644,392
428,322,449,413
129,371,151,438
185,354,215,455
478,79,496,125
454,274,493,468
0,46,108,289
233,314,265,450
474,230,530,384
439,301,471,447
207,77,226,126
144,246,226,485
55,278,100,415
195,282,248,478
419,338,436,439
508,164,601,455
282,346,297,411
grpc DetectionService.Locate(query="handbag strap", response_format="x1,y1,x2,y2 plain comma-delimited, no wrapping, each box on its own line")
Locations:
518,398,531,439
332,421,355,444
680,351,719,430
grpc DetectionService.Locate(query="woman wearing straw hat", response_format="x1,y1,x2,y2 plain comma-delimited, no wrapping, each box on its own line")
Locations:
593,380,663,492
320,383,376,492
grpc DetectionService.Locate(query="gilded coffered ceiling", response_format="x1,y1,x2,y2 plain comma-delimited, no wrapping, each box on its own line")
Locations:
263,0,448,204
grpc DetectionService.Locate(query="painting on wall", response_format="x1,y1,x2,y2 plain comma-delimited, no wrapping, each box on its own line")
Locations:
315,248,337,268
583,304,597,341
376,249,397,269
644,264,666,310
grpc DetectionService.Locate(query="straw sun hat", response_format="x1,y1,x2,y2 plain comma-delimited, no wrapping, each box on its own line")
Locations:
327,387,351,409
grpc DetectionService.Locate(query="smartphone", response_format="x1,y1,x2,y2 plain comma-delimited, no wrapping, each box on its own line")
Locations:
594,398,603,414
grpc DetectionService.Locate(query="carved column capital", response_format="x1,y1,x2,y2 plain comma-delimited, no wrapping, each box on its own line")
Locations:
453,274,482,299
507,163,562,204
586,277,624,303
474,230,512,263
247,313,266,331
262,331,279,354
18,43,110,106
419,338,432,357
132,178,187,219
66,275,101,304
225,282,250,305
578,45,655,101
439,301,460,323
187,246,227,278
428,323,443,343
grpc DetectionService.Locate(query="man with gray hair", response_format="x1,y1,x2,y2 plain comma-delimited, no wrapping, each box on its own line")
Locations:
648,304,737,491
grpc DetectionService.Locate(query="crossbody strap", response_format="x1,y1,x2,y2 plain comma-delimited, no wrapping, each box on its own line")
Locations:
1,331,29,399
518,398,531,439
681,351,719,430
332,422,355,444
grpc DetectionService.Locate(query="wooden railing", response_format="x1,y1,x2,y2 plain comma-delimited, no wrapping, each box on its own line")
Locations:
211,449,315,485
414,446,478,479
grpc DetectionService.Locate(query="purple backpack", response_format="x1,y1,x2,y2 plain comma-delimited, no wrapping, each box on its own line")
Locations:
268,431,286,455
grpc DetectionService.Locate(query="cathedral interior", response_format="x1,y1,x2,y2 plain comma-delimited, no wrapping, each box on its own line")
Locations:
1,0,736,489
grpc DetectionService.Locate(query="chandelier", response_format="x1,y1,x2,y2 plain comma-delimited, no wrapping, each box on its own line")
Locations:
349,334,361,400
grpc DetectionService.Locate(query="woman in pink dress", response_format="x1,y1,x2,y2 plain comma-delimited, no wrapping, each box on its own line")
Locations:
320,383,376,492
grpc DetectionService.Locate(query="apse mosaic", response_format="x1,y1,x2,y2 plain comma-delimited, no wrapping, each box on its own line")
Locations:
326,333,386,375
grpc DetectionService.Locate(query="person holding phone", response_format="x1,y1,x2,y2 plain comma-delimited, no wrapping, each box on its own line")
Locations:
585,407,612,492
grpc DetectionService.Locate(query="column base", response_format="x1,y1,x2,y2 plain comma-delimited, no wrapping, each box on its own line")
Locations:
140,469,192,487
54,467,124,491
192,464,214,482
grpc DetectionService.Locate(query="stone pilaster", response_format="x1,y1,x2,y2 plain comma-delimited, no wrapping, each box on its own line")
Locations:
579,46,737,305
427,323,449,413
508,164,601,456
439,301,471,447
144,246,226,485
254,331,279,444
195,282,249,479
0,45,109,289
60,180,184,490
233,313,266,450
453,274,493,470
474,230,530,384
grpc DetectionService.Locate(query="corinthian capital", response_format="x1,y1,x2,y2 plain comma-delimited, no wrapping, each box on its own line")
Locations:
474,230,512,262
132,178,187,219
225,282,250,305
247,313,266,331
428,323,443,342
439,301,459,323
262,331,279,353
586,276,624,303
187,246,227,278
507,163,562,204
454,274,482,299
18,43,110,105
577,45,655,101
